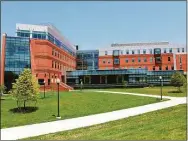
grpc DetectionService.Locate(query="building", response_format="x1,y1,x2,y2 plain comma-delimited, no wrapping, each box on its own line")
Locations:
1,23,76,90
0,23,187,90
98,42,187,72
76,50,99,70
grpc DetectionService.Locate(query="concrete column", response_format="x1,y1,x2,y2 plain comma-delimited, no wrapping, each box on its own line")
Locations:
30,30,32,38
116,76,118,83
105,76,107,84
89,76,91,84
122,75,124,82
173,53,177,70
46,32,48,40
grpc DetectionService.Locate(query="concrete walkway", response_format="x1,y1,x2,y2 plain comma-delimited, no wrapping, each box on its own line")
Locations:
91,90,178,100
1,91,186,140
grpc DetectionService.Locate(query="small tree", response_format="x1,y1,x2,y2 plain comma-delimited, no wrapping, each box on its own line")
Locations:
9,69,40,110
170,72,186,92
0,84,7,96
122,80,127,88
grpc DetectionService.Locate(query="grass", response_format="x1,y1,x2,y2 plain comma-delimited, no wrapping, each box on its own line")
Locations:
99,86,187,97
26,104,187,140
1,91,160,128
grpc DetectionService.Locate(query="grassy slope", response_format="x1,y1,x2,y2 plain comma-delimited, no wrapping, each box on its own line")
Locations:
1,91,159,128
100,86,187,97
27,104,186,140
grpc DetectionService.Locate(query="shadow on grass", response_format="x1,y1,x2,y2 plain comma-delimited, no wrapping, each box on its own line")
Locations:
168,91,182,93
9,106,39,114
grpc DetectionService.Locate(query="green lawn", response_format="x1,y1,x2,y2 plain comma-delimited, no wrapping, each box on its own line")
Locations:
1,91,160,128
26,104,186,140
99,86,186,97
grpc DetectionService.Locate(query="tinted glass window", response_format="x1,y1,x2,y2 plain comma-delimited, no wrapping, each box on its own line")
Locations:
114,58,120,64
113,50,119,56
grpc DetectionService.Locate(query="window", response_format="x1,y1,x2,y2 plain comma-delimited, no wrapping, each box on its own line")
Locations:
143,49,146,54
113,50,119,56
168,57,171,62
150,57,153,62
137,50,140,54
169,48,172,53
138,58,141,62
114,58,120,64
132,58,135,63
182,48,184,52
164,48,167,53
171,66,174,70
125,59,128,63
144,58,147,62
156,57,161,63
103,60,106,64
108,61,110,64
166,66,168,70
52,61,54,68
177,48,180,52
154,48,161,54
149,49,152,54
159,66,161,70
153,66,155,70
121,50,123,55
105,51,108,55
180,64,182,69
132,50,135,54
180,56,182,63
126,50,129,54
52,49,54,55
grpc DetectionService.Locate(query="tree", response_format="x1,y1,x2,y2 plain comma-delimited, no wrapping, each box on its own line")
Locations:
0,84,7,96
9,68,40,110
122,80,128,88
170,72,186,92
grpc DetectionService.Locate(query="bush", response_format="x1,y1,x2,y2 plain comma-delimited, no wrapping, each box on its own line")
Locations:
171,72,186,92
9,69,40,110
122,81,128,88
149,84,154,88
0,84,7,95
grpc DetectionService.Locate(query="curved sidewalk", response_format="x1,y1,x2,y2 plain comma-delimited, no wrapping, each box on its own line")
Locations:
1,91,186,140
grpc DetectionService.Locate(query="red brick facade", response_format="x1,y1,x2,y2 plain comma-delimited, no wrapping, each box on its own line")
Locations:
0,36,76,91
99,53,187,72
0,34,6,85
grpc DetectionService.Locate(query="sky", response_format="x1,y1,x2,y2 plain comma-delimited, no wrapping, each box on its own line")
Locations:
1,1,186,50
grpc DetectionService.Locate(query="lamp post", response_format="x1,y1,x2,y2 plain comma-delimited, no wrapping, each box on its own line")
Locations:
80,79,83,91
56,78,61,119
43,81,46,98
159,76,163,100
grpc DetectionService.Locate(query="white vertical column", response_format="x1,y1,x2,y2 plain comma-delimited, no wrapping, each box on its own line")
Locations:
105,76,107,84
30,30,33,38
173,53,177,70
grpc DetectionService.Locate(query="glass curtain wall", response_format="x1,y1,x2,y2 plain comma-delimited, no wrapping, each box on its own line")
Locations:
4,36,31,90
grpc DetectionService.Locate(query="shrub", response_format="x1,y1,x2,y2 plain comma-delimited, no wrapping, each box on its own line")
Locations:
9,69,40,110
0,84,7,95
122,81,128,88
170,72,186,92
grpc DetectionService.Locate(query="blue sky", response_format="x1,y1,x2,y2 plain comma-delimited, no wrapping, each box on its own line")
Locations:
1,1,186,50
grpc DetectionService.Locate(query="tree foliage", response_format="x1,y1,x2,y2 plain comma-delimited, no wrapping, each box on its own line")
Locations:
0,84,7,95
170,72,186,92
9,68,40,109
122,81,128,88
